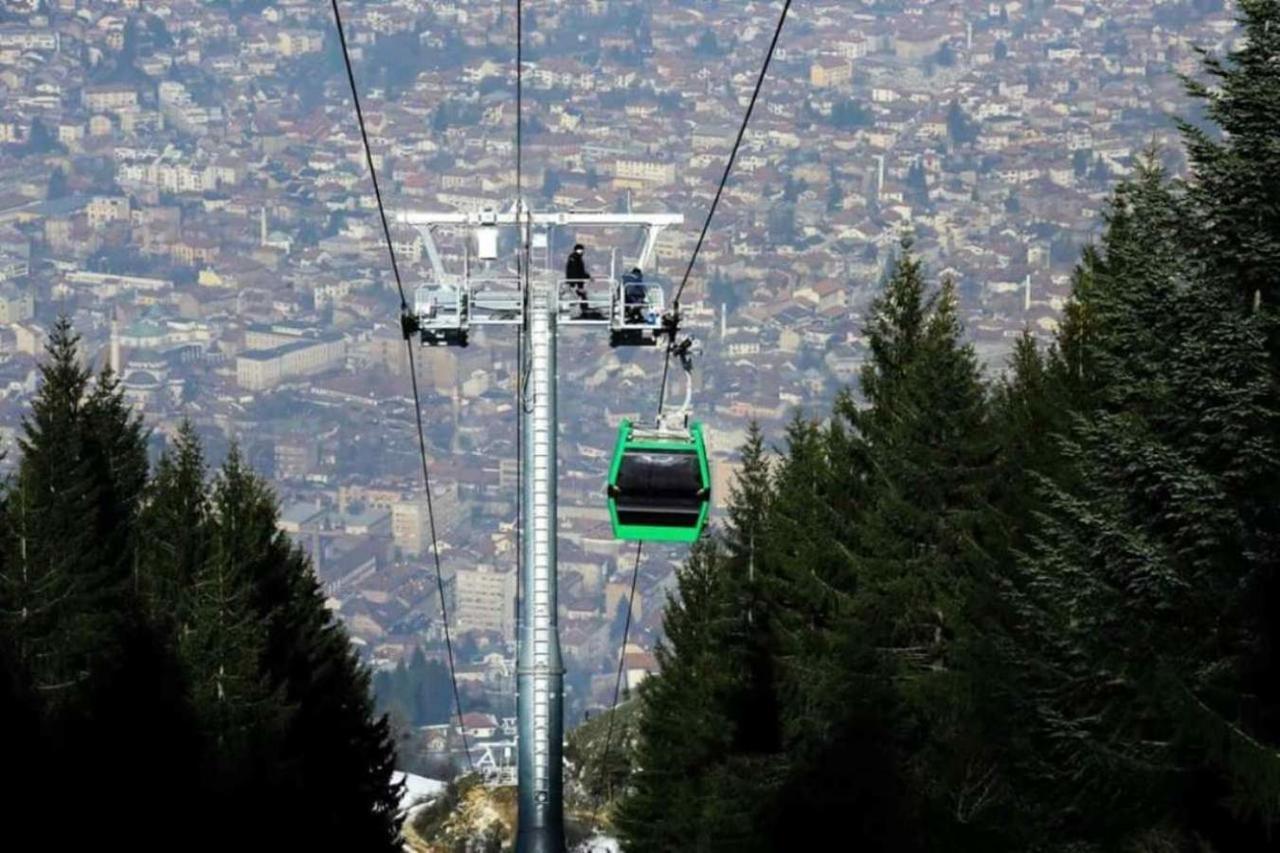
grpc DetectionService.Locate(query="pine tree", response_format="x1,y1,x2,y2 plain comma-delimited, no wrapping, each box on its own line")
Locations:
213,447,402,850
80,365,149,604
846,250,996,671
763,421,919,850
177,450,288,836
0,322,149,720
719,422,783,761
857,258,1008,844
139,420,211,631
979,331,1088,845
615,540,756,850
1,318,100,706
0,489,57,837
1179,0,1280,319
1177,4,1280,794
777,249,1007,847
46,166,68,200
754,410,925,848
761,414,848,715
863,242,929,411
991,333,1065,536
998,166,1191,845
702,248,1006,849
723,422,772,566
83,369,195,847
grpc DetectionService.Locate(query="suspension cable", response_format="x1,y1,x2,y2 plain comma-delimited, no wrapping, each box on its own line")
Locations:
516,0,523,205
590,540,644,823
405,342,473,774
329,0,473,772
658,0,792,413
329,0,409,313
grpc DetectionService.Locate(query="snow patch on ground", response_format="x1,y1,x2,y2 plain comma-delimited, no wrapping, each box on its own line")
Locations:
392,771,447,812
573,835,620,853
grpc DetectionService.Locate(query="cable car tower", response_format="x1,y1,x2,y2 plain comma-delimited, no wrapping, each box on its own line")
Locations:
397,203,683,853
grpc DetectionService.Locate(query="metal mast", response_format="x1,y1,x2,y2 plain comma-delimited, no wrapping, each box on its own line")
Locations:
517,205,564,851
397,207,681,853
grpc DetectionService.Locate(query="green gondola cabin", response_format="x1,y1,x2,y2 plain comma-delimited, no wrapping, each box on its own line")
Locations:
606,418,710,542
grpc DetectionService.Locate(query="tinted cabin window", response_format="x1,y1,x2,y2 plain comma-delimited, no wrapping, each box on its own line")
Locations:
615,450,704,527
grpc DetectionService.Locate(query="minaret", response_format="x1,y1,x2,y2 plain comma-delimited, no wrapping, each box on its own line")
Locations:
1024,274,1032,312
110,319,121,374
260,206,268,246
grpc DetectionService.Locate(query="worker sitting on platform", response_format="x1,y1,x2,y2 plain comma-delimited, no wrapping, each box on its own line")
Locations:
622,267,648,324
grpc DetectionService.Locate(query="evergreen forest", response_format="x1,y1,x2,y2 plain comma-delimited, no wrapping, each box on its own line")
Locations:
615,4,1280,850
0,321,402,850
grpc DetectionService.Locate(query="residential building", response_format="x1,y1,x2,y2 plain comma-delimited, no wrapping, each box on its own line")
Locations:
455,565,516,636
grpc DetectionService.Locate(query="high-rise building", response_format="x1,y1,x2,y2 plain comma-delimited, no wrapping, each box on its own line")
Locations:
455,565,516,636
392,500,429,556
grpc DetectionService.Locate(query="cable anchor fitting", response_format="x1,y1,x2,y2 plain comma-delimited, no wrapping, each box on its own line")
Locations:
659,305,682,344
670,336,695,373
400,309,420,341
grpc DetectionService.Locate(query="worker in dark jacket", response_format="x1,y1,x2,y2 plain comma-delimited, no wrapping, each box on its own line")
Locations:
622,267,647,324
564,244,593,318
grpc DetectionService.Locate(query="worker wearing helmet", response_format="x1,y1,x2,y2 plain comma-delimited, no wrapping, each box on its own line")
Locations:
565,243,592,318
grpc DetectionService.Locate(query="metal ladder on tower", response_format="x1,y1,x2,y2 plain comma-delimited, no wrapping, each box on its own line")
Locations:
530,282,550,800
522,274,561,839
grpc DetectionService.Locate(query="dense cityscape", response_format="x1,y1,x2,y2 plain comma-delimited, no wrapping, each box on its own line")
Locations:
0,0,1239,777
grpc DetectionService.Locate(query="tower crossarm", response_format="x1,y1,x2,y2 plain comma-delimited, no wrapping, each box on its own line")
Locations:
395,210,683,228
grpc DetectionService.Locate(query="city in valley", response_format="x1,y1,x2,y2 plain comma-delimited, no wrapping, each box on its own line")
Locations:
0,0,1234,775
